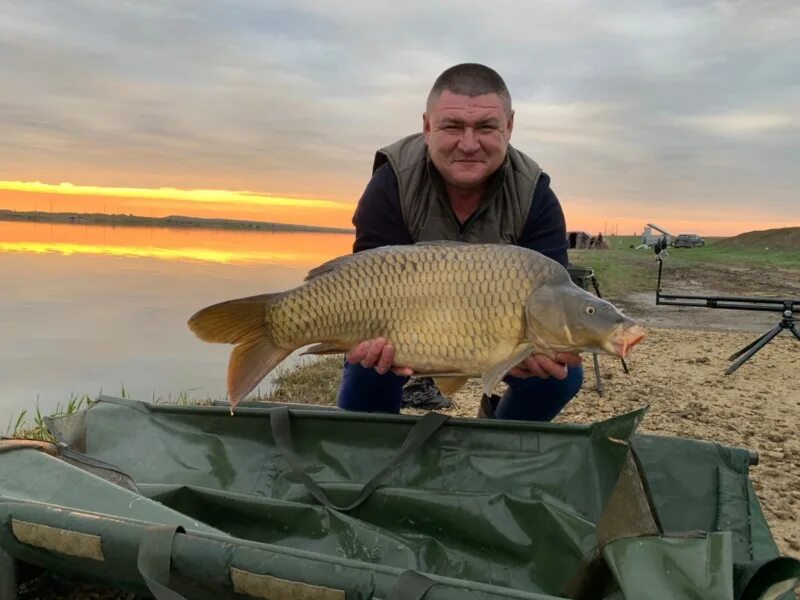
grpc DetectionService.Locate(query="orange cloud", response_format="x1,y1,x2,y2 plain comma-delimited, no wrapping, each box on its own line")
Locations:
561,197,799,237
0,181,357,229
2,180,795,238
0,180,352,210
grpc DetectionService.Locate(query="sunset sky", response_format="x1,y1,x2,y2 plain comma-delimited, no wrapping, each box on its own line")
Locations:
1,1,798,237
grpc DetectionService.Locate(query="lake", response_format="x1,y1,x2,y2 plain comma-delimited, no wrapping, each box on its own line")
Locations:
0,220,354,426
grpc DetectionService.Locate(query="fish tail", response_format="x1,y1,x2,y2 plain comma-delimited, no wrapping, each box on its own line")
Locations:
188,293,291,410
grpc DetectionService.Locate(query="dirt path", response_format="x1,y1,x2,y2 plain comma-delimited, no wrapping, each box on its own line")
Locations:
408,261,800,558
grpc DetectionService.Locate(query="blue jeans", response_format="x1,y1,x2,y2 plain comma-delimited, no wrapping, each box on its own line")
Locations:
337,361,583,422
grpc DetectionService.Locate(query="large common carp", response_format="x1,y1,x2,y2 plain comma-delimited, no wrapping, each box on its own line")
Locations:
188,242,645,410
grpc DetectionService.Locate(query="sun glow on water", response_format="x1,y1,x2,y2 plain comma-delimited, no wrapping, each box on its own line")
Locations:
0,221,355,266
0,241,309,265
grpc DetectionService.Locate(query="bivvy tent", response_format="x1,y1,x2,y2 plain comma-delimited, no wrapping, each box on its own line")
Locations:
0,395,798,599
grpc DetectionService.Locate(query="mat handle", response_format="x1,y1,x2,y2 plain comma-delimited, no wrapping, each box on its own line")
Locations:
386,570,437,600
270,407,449,512
137,525,188,600
0,545,18,600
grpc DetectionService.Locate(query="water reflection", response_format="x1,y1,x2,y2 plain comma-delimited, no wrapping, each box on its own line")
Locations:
0,221,355,423
0,221,354,266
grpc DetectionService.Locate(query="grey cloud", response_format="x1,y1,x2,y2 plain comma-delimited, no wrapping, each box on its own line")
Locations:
0,0,797,217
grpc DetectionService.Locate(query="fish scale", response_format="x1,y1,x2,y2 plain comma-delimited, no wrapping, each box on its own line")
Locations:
267,244,539,373
188,242,645,409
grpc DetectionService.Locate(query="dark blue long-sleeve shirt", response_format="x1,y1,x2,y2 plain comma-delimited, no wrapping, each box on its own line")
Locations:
351,163,569,267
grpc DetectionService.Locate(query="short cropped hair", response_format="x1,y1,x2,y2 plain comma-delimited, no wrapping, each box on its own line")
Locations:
427,63,512,115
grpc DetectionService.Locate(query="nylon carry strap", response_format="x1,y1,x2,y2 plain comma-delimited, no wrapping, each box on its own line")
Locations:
0,545,17,600
137,525,188,600
386,570,437,600
270,407,449,512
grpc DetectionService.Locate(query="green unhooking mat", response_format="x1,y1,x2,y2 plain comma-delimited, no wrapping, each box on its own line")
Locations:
0,395,797,599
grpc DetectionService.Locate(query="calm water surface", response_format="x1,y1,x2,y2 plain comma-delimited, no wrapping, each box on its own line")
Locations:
0,221,354,424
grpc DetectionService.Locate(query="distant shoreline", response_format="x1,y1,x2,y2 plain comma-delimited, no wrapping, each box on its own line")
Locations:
0,209,355,235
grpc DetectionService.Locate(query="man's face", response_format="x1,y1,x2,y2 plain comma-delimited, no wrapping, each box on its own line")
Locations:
423,90,514,191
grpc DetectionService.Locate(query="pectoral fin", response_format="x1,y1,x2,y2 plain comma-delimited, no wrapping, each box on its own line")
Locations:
481,344,534,397
433,376,470,397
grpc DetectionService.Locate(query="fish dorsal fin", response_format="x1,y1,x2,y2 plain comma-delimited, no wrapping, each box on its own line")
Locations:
304,254,357,281
413,240,470,247
304,241,471,281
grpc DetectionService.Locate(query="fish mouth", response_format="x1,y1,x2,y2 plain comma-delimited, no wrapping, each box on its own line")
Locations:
609,325,646,358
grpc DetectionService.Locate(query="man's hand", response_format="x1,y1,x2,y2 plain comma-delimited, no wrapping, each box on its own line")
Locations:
507,352,582,380
348,339,580,381
347,337,414,376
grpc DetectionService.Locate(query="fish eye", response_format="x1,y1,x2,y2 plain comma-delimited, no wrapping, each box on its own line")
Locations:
585,306,596,315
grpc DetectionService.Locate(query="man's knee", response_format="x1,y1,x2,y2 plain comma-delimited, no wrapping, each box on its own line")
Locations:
495,365,584,421
506,364,584,397
560,365,584,399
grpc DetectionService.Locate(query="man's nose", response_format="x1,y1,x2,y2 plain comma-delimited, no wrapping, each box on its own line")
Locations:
457,128,480,153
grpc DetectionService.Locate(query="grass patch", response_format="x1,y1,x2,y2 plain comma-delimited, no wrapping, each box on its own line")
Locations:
7,394,92,441
568,236,659,299
5,360,344,441
264,355,344,406
675,242,800,268
5,385,218,441
568,235,800,300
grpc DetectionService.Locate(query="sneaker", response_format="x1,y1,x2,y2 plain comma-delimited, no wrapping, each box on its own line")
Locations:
402,377,453,410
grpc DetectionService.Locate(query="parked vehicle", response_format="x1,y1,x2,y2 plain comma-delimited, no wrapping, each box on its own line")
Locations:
673,233,705,248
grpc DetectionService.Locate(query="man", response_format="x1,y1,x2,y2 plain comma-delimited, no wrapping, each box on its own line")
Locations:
337,63,583,420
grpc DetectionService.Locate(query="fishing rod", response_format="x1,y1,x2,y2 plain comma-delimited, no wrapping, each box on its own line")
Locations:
652,237,799,374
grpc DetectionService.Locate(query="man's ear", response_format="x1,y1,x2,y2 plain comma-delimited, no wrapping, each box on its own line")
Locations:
506,109,515,139
423,112,431,144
